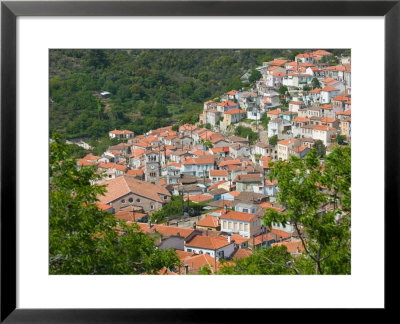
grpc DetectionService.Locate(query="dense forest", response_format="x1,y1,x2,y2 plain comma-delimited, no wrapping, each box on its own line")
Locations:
49,49,348,140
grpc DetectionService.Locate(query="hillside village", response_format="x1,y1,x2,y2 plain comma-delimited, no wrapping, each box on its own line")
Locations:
74,49,351,274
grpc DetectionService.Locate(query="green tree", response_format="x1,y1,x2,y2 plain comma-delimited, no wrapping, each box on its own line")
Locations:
49,134,180,274
234,126,258,144
314,140,326,158
268,135,278,146
260,114,270,129
263,147,351,274
312,77,321,89
336,134,346,145
218,245,296,275
204,141,213,148
248,69,262,83
278,85,288,96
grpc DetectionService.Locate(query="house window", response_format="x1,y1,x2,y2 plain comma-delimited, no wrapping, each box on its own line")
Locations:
151,205,154,210
128,198,133,203
223,221,227,229
228,222,233,230
244,223,249,232
239,223,244,231
136,198,140,203
243,208,248,213
121,199,125,203
187,248,192,252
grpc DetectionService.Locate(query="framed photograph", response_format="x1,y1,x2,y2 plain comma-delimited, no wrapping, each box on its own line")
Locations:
1,0,397,321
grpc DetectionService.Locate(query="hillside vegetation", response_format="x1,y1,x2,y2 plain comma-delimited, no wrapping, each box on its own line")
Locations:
50,49,296,139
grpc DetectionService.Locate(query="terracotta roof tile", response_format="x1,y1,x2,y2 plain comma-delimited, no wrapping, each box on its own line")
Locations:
220,211,257,222
185,235,232,250
98,176,171,204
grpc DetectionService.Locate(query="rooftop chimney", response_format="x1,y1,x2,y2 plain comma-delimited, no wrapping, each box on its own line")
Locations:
148,220,151,229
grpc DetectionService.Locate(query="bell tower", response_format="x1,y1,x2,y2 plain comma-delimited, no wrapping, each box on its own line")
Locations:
145,151,160,185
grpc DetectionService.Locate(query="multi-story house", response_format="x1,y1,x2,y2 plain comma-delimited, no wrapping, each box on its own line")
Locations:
220,211,262,238
181,157,215,178
97,175,171,213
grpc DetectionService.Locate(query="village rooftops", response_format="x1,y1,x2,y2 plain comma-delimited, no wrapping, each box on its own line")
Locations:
224,108,247,115
235,191,268,203
278,138,297,146
293,116,309,123
182,157,215,165
97,175,171,205
109,129,134,135
333,95,350,101
231,248,252,260
220,211,257,222
196,215,219,228
218,159,242,167
98,163,127,172
267,59,289,66
185,235,233,250
217,100,237,107
309,88,321,94
271,240,305,254
321,86,340,92
209,169,228,177
313,49,332,56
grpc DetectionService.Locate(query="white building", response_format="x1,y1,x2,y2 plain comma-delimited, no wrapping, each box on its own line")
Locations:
220,211,262,238
184,235,235,260
181,157,215,177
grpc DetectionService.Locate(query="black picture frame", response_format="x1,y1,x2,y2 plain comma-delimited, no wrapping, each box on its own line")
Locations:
1,0,397,322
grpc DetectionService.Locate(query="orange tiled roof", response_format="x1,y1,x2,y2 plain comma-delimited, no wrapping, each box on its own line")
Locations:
182,157,215,165
218,159,242,167
77,159,96,167
224,108,247,115
217,100,237,107
83,154,100,160
109,129,133,135
209,170,228,177
333,95,349,101
186,194,214,203
126,169,144,176
321,86,340,92
220,211,257,222
293,117,309,123
272,240,305,253
98,163,127,172
309,88,321,94
197,215,219,228
278,138,296,146
185,235,232,250
181,253,220,273
231,248,252,260
97,176,171,204
313,49,332,56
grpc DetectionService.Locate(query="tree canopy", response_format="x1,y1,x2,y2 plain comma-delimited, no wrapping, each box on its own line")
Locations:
49,134,180,274
263,146,351,274
50,49,293,140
